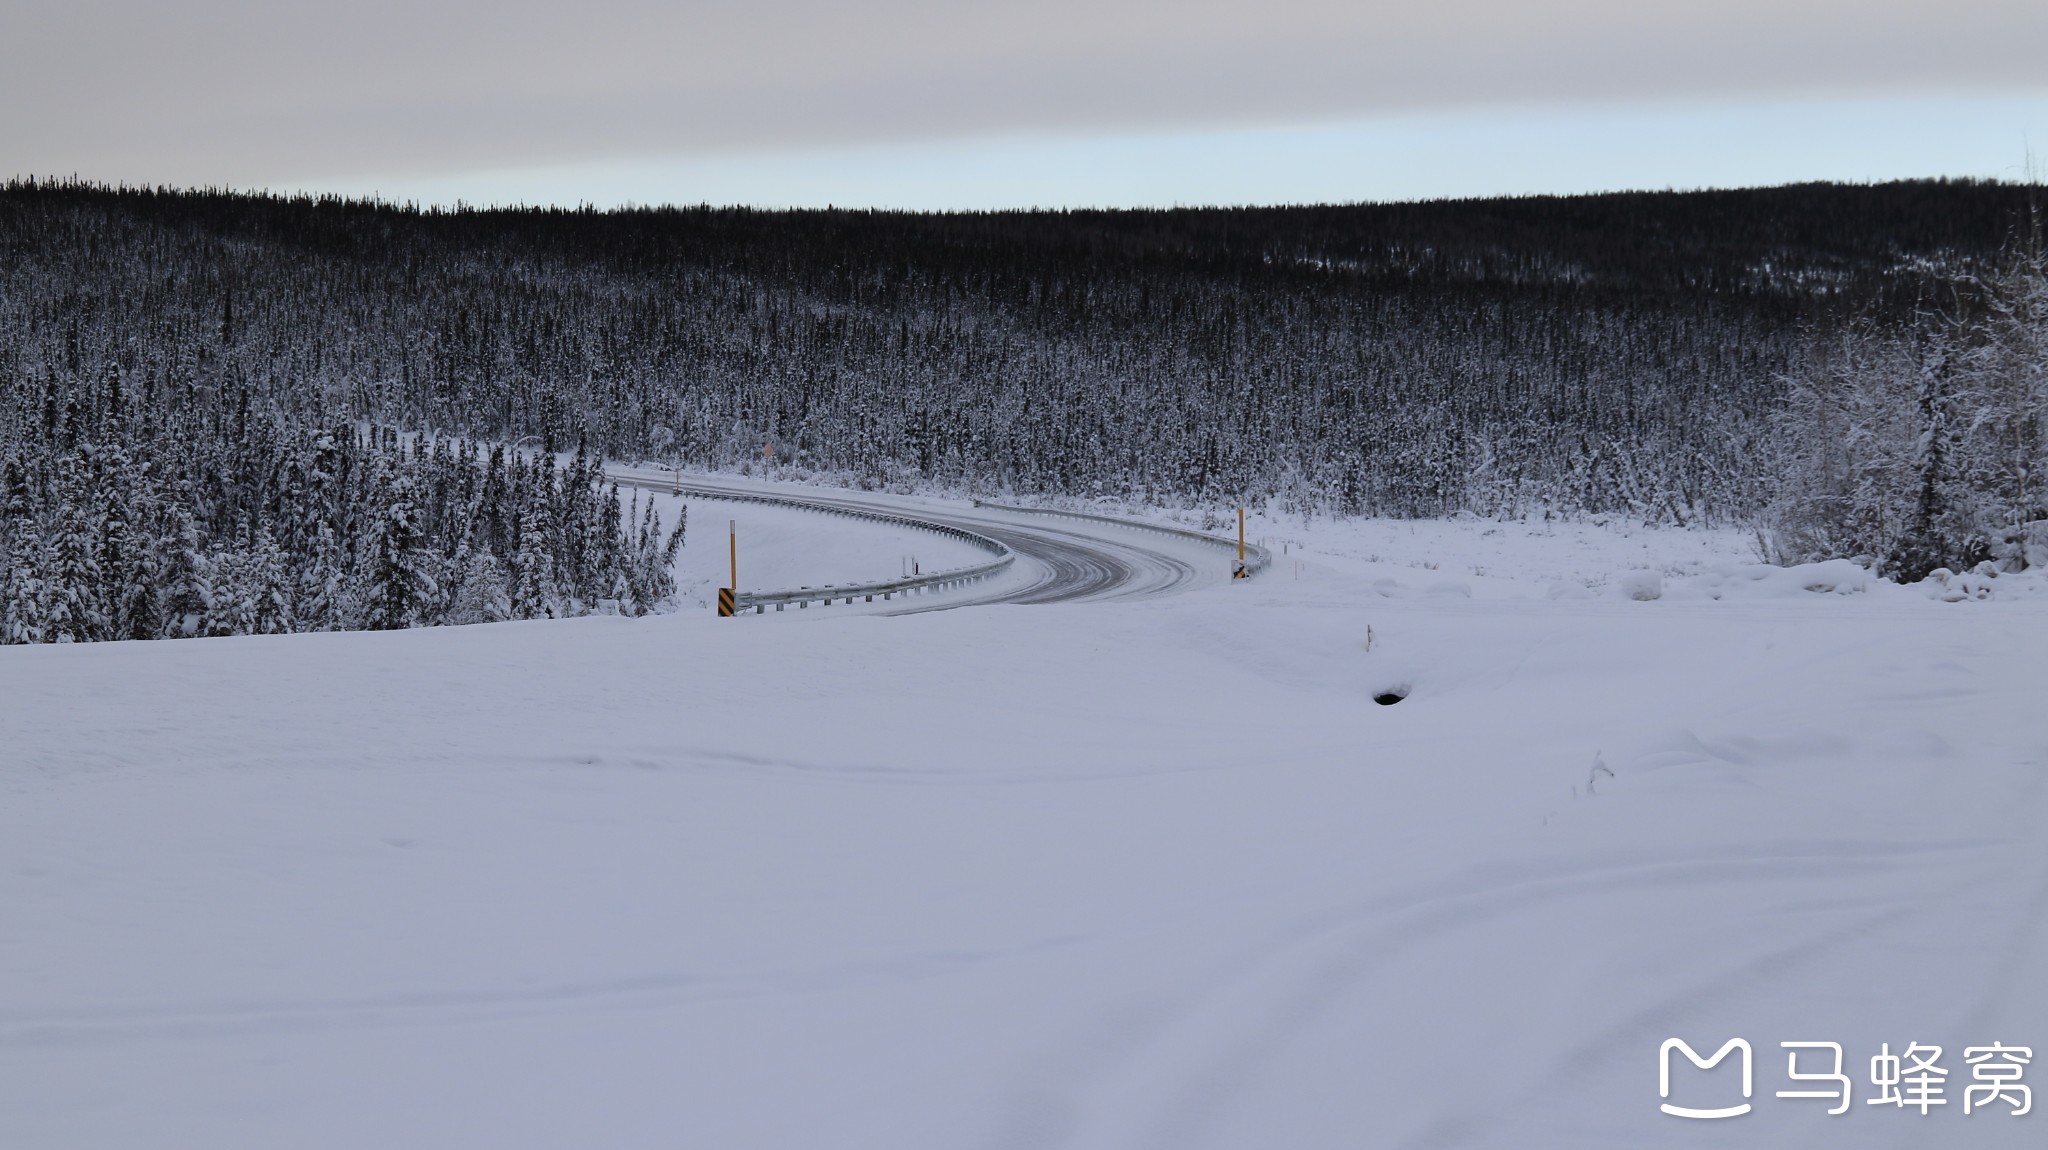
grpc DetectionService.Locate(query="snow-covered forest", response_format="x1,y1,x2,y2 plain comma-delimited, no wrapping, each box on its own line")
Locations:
0,177,2043,642
1767,241,2048,578
0,423,684,643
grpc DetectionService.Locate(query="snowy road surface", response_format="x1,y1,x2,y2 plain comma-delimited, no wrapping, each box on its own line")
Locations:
3,499,2045,1149
609,468,1237,611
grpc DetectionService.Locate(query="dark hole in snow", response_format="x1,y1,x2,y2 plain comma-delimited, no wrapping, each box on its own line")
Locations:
1373,689,1408,706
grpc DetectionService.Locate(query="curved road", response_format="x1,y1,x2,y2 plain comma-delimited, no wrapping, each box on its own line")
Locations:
606,469,1236,612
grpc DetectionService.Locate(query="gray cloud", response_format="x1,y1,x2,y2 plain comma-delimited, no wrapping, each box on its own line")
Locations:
5,0,2045,186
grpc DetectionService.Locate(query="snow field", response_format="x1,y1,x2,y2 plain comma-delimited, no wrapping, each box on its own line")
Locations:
2,504,2044,1148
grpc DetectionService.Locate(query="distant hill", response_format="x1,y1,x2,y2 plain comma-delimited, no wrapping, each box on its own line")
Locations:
2,178,2039,521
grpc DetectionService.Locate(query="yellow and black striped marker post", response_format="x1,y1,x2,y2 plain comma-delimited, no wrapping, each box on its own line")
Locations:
717,519,738,615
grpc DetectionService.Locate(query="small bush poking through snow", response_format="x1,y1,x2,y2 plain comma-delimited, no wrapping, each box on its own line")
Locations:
1917,566,1998,602
1678,559,1873,600
1613,569,1663,601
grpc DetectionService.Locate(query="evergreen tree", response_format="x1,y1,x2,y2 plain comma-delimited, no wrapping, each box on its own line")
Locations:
447,545,512,625
1,537,51,645
45,462,107,643
362,474,434,630
298,523,353,632
248,530,296,635
158,508,209,638
202,549,256,637
1,458,30,525
1888,331,1960,580
112,523,165,642
511,502,560,620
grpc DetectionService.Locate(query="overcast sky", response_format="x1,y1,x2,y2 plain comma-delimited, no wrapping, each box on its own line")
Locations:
5,0,2045,208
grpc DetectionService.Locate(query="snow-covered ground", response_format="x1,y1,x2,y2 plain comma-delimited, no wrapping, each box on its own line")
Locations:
4,498,2045,1149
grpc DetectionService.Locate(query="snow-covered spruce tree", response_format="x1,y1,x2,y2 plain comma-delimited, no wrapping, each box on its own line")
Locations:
157,507,209,638
447,544,512,625
98,450,169,642
109,515,166,642
44,459,108,643
593,484,627,609
201,547,256,637
1,537,51,644
511,502,561,621
297,523,354,632
247,530,296,635
557,442,596,605
659,503,686,593
1885,343,1961,580
619,492,683,613
362,472,435,631
1,458,31,526
622,489,649,608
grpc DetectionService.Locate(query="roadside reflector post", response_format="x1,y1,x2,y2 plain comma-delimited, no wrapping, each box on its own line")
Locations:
1233,507,1249,580
717,519,737,616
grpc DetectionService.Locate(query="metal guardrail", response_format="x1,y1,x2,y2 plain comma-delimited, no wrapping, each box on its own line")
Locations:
973,500,1272,576
613,474,1016,614
736,556,1011,611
